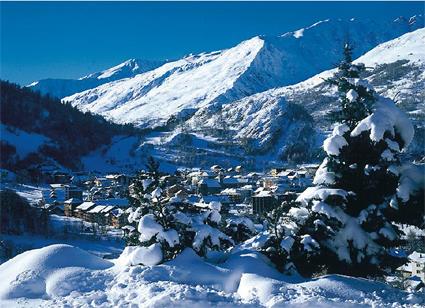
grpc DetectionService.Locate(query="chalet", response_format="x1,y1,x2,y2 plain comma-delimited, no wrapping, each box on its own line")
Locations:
270,167,286,177
42,185,67,206
188,170,216,186
220,188,242,204
88,187,105,201
64,198,83,217
210,165,222,173
262,177,278,189
43,184,83,206
397,251,425,282
201,195,231,212
175,189,189,201
96,198,130,208
75,201,96,220
198,178,221,195
105,174,131,186
299,163,320,177
168,194,185,205
166,184,187,198
221,176,250,189
94,177,114,188
87,205,116,224
239,185,253,203
122,225,136,236
201,195,230,204
159,174,180,186
246,172,261,180
252,190,276,215
405,276,424,292
186,194,201,205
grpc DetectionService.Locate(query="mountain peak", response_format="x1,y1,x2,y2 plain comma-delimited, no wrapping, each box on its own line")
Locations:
28,16,424,128
81,58,166,80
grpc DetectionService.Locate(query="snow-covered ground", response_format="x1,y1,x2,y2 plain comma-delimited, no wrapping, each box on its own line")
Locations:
0,244,423,307
0,183,49,206
0,124,51,160
1,234,124,262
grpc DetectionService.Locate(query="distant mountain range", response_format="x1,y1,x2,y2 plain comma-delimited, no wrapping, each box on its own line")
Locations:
28,59,166,99
11,15,424,171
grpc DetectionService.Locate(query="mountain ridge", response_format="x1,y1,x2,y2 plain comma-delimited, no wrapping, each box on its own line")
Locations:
28,59,167,99
59,16,423,128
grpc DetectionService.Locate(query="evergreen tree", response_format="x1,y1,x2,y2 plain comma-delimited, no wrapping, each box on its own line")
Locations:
264,44,419,278
145,156,160,182
326,43,374,129
124,180,233,264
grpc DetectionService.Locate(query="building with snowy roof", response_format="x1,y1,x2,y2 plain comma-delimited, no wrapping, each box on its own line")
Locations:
198,178,222,195
74,201,96,220
397,251,425,282
64,198,83,217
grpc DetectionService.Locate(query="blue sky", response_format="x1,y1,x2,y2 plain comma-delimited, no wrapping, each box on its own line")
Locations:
1,1,423,85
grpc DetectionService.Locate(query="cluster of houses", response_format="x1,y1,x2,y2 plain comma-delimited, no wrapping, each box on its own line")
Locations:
40,172,132,228
38,163,319,229
153,163,317,215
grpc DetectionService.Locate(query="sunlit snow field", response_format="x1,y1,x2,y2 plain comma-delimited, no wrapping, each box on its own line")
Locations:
1,243,423,307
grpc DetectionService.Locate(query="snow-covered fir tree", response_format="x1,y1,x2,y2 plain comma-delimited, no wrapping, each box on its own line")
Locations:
123,176,233,265
326,44,374,129
260,197,301,273
262,44,420,277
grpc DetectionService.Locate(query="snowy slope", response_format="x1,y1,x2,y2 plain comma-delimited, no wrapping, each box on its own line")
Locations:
0,124,51,159
355,27,425,66
63,17,423,128
141,26,423,168
200,27,425,153
103,26,424,169
0,244,112,300
28,59,166,98
249,27,425,117
1,245,423,306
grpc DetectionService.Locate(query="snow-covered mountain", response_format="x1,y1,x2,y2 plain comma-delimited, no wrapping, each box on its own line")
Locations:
17,16,424,170
62,16,423,128
28,59,166,98
190,27,425,163
211,26,425,121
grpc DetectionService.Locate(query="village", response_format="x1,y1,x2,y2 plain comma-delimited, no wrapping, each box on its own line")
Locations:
34,163,317,229
2,160,423,290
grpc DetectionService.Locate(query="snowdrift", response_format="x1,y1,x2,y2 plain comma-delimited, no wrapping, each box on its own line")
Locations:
2,244,424,306
0,244,113,299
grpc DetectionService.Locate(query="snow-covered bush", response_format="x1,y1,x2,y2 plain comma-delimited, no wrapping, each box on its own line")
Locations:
259,197,301,273
127,185,184,263
265,45,422,277
123,177,233,265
